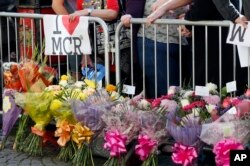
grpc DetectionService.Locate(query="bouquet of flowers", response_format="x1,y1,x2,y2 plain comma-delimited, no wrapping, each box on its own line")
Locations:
102,101,140,166
135,109,167,166
70,89,115,166
200,96,250,146
14,91,54,156
0,89,22,149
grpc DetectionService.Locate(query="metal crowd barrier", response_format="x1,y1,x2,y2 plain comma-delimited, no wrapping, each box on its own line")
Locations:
115,18,250,98
0,12,110,102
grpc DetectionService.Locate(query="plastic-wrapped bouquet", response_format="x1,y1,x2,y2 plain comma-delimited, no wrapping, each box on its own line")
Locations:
135,109,167,166
102,101,140,166
200,97,250,146
14,92,54,156
0,89,22,149
70,89,115,166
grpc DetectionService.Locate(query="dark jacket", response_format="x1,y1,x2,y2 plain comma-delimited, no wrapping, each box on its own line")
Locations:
185,0,239,21
125,0,146,60
125,0,146,35
242,0,250,19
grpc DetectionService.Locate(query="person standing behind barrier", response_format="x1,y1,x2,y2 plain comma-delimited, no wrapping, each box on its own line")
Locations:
242,0,250,19
147,0,249,94
70,0,133,86
52,0,83,80
121,0,189,98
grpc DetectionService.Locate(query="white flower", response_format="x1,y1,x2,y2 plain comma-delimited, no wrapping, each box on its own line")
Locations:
183,90,194,98
59,80,68,87
206,82,218,93
138,99,151,110
45,85,61,91
167,86,177,95
180,99,190,108
82,87,96,96
74,81,85,88
205,104,216,113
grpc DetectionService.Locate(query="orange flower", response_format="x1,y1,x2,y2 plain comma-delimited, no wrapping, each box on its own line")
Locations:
55,120,74,147
106,84,117,93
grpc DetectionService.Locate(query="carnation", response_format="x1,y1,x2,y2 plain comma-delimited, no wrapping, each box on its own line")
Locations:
203,95,220,105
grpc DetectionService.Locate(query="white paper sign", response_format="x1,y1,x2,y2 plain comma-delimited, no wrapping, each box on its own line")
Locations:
122,85,136,95
226,22,250,47
43,15,92,55
237,45,250,67
226,81,237,93
195,86,209,96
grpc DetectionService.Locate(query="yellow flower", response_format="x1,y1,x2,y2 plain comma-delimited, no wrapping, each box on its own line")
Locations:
61,75,68,81
50,99,63,111
84,79,96,89
77,92,87,100
105,84,117,93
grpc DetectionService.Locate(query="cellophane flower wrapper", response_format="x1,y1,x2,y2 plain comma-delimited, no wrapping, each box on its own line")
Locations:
135,110,167,166
71,89,115,133
14,92,54,156
0,89,22,149
17,60,56,92
200,102,250,146
70,90,115,166
102,102,140,166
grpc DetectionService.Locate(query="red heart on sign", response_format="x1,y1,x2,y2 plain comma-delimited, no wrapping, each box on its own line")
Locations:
62,15,80,35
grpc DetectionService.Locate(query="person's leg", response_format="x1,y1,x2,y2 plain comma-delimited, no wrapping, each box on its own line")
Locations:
68,54,82,80
137,37,179,98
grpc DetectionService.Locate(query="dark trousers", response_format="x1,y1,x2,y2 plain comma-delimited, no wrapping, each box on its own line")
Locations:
192,26,247,94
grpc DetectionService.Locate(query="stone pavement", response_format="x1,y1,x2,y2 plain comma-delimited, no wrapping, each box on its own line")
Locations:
0,136,106,166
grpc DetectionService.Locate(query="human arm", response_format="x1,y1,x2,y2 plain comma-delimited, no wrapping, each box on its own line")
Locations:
212,0,248,27
70,0,119,21
52,0,69,15
147,0,192,24
121,0,146,27
70,9,119,21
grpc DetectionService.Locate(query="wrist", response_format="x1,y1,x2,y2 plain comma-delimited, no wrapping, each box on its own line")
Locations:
87,8,93,16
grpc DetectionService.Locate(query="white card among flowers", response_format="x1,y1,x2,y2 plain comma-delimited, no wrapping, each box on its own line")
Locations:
226,81,237,93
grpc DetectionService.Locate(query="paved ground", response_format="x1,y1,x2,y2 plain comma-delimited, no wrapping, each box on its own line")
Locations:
0,136,106,166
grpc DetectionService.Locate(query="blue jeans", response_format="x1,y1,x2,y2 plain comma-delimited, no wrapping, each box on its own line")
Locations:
137,37,180,98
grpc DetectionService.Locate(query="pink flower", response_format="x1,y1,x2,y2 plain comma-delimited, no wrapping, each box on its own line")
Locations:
231,98,242,106
213,138,244,166
235,99,250,118
171,143,198,166
104,130,127,157
222,97,232,108
135,135,157,161
151,98,162,108
203,95,220,105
